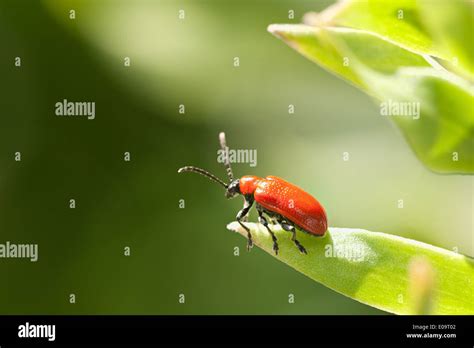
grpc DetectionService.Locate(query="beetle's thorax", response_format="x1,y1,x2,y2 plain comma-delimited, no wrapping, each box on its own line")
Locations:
239,175,262,196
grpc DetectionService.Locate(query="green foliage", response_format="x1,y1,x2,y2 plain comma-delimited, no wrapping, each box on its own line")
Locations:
269,0,474,174
228,222,474,315
306,0,473,77
417,0,474,78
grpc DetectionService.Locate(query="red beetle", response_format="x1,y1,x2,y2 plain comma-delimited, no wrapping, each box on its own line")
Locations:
178,132,328,255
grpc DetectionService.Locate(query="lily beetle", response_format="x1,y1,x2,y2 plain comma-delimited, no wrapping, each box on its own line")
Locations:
178,132,328,255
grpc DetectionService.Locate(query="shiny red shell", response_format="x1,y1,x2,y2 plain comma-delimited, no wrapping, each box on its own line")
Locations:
239,175,327,235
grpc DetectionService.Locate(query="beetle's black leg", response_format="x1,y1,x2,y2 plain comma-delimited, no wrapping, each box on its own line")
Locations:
256,206,279,255
236,196,254,250
279,219,307,254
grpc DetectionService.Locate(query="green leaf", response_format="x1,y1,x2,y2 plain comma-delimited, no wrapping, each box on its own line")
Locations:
417,0,474,79
268,24,474,174
307,0,474,79
267,24,430,86
366,68,474,174
227,222,474,315
304,0,449,61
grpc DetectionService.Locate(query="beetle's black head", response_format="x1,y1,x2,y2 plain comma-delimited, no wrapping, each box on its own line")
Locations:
225,179,241,199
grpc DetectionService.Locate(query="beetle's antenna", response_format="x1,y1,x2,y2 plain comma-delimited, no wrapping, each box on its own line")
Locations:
178,166,228,188
219,132,234,182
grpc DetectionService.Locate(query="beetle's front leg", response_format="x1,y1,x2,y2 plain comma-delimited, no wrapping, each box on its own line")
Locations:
236,196,254,250
256,206,279,255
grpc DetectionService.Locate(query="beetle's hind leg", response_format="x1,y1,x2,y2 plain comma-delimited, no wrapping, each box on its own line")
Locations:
237,196,254,250
279,219,307,255
256,205,279,255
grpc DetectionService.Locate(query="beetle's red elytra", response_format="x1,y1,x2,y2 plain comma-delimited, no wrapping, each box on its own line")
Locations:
178,132,328,255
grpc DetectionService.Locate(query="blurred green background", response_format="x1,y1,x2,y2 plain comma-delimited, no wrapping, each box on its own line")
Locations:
0,0,471,314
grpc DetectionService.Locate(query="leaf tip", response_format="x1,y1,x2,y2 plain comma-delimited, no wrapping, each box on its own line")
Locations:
226,221,242,234
267,24,284,38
